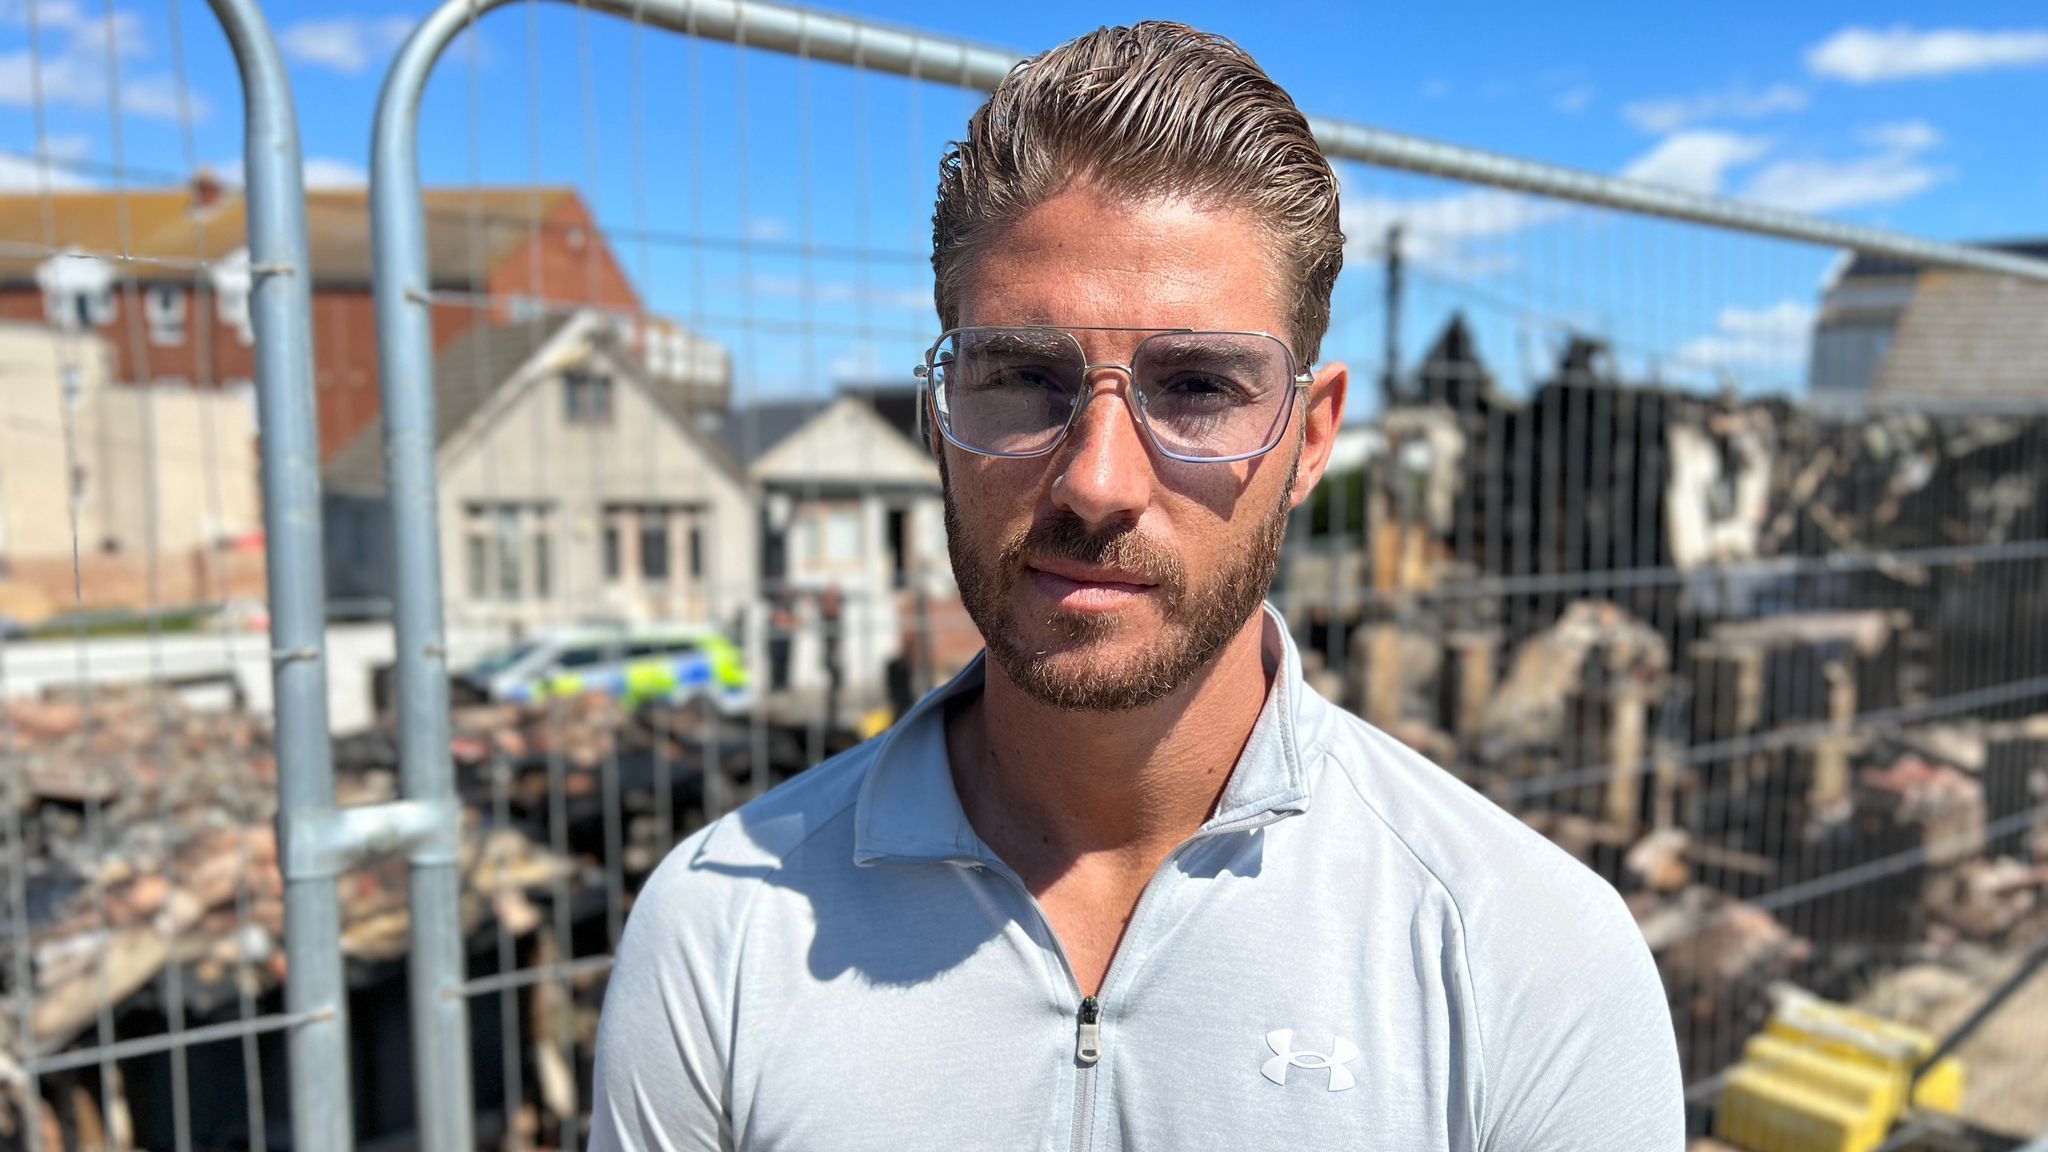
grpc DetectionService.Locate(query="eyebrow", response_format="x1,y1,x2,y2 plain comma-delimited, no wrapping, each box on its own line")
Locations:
1138,337,1274,374
961,331,1077,359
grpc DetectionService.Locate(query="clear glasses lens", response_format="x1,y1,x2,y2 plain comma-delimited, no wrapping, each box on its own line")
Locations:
930,328,1296,460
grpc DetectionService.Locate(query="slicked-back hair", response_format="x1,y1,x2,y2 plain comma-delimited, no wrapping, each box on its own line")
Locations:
932,22,1344,364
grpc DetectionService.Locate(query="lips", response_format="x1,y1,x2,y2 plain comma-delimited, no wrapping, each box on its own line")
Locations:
1027,559,1157,590
1025,560,1158,612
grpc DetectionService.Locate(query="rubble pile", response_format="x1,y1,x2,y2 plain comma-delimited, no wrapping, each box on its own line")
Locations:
1285,314,2048,1089
0,691,594,1150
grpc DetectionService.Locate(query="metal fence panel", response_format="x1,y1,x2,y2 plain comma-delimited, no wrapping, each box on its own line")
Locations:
347,1,2048,1148
0,0,360,1149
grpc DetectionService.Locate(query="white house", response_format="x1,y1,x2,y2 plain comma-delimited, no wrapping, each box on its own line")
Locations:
323,310,753,634
723,385,953,711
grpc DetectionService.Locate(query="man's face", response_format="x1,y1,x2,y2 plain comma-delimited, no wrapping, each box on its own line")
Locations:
940,186,1345,712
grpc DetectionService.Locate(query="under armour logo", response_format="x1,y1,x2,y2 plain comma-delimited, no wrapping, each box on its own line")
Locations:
1262,1029,1359,1092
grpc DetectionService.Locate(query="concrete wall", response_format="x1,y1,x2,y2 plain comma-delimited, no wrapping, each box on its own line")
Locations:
91,379,261,556
0,325,258,618
0,325,108,560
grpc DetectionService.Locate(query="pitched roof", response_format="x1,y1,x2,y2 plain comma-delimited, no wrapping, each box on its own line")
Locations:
322,312,579,496
719,398,830,466
324,311,742,497
0,185,580,288
1869,270,2048,409
1834,238,2048,283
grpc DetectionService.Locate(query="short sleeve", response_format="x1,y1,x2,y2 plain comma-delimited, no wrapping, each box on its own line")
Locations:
586,837,736,1152
1472,869,1685,1151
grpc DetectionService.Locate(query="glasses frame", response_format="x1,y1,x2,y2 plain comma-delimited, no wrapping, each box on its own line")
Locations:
913,325,1316,464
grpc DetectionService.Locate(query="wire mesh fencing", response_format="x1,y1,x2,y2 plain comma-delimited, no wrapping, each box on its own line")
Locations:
0,1,352,1151
5,0,2047,1149
355,2,2048,1149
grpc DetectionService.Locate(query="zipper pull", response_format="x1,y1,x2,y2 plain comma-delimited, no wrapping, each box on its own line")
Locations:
1076,996,1102,1064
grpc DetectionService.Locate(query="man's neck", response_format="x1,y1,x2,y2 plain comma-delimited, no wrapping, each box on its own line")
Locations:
946,612,1277,883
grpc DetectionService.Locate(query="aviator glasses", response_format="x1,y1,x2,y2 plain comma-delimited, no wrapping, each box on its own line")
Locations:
916,326,1314,463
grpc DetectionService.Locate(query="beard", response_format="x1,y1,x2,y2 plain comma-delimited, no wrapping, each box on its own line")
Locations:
942,453,1296,713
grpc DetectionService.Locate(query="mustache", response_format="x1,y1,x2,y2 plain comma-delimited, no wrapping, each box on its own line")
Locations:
998,513,1187,598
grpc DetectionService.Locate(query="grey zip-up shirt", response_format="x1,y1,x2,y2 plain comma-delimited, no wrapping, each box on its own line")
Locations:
588,608,1685,1151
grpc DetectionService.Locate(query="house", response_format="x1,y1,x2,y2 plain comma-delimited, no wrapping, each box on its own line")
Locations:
0,321,263,619
1809,239,2048,413
0,177,702,462
722,384,958,709
322,310,751,633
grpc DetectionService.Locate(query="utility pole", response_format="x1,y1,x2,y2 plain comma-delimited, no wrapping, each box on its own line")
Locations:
1382,222,1404,407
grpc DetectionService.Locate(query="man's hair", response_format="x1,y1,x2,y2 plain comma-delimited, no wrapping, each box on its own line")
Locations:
932,22,1344,364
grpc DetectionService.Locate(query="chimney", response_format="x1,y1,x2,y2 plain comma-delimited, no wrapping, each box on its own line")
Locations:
190,168,226,211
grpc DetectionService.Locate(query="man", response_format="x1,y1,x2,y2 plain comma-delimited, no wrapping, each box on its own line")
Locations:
590,22,1682,1151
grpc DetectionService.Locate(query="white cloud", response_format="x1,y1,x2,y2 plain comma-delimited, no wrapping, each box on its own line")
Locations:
0,5,209,121
0,0,91,32
744,216,790,242
1421,78,1451,100
1620,131,1770,194
0,134,93,190
302,157,369,188
1553,84,1595,114
1737,120,1946,212
744,273,930,313
278,15,414,75
1622,82,1808,134
1740,154,1945,213
829,341,882,381
1617,120,1945,213
1672,299,1816,373
1859,119,1941,151
213,155,369,190
1808,25,2048,83
1342,187,1571,279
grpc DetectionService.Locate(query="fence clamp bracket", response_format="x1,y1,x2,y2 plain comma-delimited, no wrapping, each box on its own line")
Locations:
283,796,463,880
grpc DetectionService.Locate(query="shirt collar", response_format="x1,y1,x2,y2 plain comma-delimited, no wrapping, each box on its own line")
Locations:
852,604,1316,866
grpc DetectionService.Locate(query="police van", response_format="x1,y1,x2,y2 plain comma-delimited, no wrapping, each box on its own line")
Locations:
456,625,751,714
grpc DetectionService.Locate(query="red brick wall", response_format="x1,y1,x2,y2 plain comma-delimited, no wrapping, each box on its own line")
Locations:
0,192,648,464
0,289,258,388
484,194,642,316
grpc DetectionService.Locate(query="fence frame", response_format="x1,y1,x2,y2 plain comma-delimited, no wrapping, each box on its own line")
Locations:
209,4,460,1152
0,2,372,1150
367,3,2048,1151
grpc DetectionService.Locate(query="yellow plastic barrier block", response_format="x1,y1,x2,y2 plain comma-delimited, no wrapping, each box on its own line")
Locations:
1716,1035,1891,1152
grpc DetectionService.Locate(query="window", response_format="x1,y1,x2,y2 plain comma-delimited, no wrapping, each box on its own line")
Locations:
602,521,622,582
806,504,856,561
565,371,614,424
145,285,187,347
558,645,605,669
465,501,552,603
37,251,116,330
496,508,522,601
688,524,703,579
641,513,670,582
466,533,488,600
209,248,254,346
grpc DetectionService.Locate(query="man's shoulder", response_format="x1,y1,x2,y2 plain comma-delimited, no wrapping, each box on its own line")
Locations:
1308,702,1637,944
633,735,883,923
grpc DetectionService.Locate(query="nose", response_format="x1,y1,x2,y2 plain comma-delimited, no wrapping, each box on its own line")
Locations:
1047,372,1154,530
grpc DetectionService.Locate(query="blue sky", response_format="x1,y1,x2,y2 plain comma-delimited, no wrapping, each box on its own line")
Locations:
4,0,2047,406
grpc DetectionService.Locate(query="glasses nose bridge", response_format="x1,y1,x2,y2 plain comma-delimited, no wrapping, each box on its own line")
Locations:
1068,360,1149,431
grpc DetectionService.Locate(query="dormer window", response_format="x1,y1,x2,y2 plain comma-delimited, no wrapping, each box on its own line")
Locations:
145,285,187,346
37,250,115,330
209,247,254,346
565,370,614,424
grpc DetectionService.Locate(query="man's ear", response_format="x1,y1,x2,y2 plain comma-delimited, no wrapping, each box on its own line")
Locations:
1288,361,1349,509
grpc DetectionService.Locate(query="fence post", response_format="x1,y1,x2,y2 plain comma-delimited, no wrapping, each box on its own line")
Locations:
371,9,483,1152
203,1,354,1150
